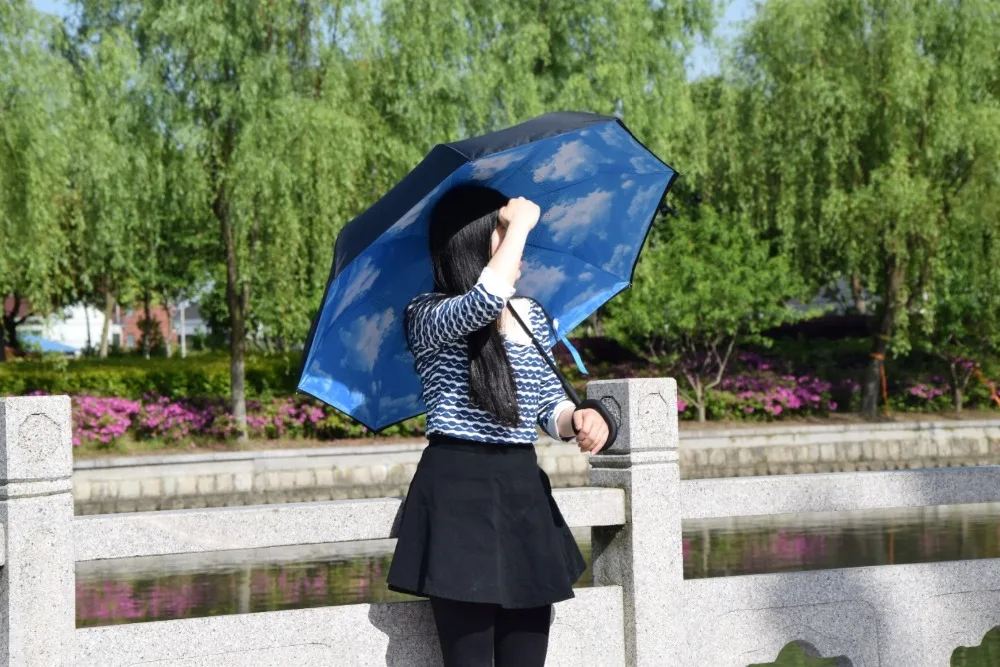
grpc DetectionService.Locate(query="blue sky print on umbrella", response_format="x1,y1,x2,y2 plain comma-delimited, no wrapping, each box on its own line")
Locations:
532,139,610,183
298,114,676,429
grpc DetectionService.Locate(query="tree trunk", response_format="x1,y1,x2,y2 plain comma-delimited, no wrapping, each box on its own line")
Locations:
953,385,963,414
99,288,114,358
2,295,23,359
850,273,867,315
142,290,152,360
861,255,904,420
179,304,187,358
2,316,18,356
220,212,248,440
225,246,248,440
214,119,247,440
164,302,172,358
695,382,707,423
84,304,92,351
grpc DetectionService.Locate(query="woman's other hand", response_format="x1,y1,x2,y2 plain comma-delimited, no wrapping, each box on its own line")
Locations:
572,408,609,454
499,197,540,234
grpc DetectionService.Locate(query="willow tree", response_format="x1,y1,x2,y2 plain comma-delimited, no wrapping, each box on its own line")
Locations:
737,0,1000,418
0,1,78,355
372,0,713,156
914,181,1000,413
604,75,808,421
59,18,152,357
74,0,374,435
370,0,716,336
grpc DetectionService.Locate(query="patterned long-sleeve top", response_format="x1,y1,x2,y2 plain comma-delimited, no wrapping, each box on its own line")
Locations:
406,268,576,444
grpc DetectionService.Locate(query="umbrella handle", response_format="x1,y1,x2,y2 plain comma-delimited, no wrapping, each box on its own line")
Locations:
572,398,619,450
506,304,618,451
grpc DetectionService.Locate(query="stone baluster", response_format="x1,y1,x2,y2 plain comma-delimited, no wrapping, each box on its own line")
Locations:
0,397,76,666
588,378,684,667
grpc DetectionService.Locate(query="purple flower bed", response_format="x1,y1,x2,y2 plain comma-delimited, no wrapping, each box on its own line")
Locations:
71,396,142,446
896,375,952,412
26,393,423,447
679,352,836,420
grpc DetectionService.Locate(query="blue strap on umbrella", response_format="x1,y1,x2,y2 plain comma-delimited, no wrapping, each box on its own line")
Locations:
507,306,617,444
561,337,588,376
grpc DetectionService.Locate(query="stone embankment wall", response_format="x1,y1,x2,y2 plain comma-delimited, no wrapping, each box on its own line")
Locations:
74,419,1000,514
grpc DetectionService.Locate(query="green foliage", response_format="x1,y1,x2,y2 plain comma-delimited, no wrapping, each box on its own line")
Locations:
748,641,843,667
5,0,1000,430
606,207,808,420
953,627,1000,667
0,354,300,400
0,1,80,346
733,0,1000,416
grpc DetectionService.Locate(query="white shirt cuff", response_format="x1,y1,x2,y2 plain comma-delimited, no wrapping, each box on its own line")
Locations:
478,267,516,300
546,400,577,440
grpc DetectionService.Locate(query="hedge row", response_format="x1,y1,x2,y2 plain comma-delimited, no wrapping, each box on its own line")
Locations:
0,354,300,400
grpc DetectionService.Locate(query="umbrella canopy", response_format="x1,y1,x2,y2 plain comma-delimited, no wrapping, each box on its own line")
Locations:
299,111,677,430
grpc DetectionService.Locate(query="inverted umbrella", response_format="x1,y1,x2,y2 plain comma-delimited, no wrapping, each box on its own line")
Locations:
299,111,677,432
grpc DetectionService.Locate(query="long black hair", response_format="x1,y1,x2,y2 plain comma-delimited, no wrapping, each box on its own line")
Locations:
425,184,521,427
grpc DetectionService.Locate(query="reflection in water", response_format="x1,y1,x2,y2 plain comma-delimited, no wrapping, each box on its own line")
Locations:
77,538,592,628
684,503,1000,578
78,504,1000,646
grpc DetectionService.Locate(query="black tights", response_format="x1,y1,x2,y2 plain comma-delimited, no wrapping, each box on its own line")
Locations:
430,597,552,667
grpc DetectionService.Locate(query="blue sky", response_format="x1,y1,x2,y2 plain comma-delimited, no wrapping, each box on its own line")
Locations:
31,0,754,78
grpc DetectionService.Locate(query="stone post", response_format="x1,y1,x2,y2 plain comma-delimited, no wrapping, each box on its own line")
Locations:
0,396,76,666
588,378,684,667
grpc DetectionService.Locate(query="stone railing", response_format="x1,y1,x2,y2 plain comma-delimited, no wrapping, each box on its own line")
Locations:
71,415,1000,515
3,379,1000,666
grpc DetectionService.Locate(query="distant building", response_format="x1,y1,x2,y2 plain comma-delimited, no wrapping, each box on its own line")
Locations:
173,303,208,340
113,304,175,351
113,301,207,353
15,304,122,355
3,296,212,355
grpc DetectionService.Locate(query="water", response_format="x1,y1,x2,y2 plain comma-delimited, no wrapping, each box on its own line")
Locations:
76,537,593,627
76,505,1000,665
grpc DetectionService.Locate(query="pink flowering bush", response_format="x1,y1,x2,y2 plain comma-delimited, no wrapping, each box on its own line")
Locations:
894,375,952,413
72,396,141,446
136,395,215,441
681,352,836,421
31,393,426,447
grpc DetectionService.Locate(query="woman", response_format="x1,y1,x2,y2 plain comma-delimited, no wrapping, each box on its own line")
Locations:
386,184,610,666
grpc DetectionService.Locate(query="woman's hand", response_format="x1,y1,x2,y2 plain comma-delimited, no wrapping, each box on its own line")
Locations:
573,408,610,454
499,197,540,234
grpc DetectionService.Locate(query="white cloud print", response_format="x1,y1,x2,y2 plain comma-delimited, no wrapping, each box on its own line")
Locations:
630,155,662,175
564,284,606,313
516,260,567,302
599,124,630,149
606,243,633,276
627,183,661,220
330,257,380,321
340,308,395,373
543,189,614,246
471,151,527,180
533,140,604,183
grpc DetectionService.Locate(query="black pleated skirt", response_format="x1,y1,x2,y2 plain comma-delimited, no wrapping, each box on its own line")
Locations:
387,434,587,609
